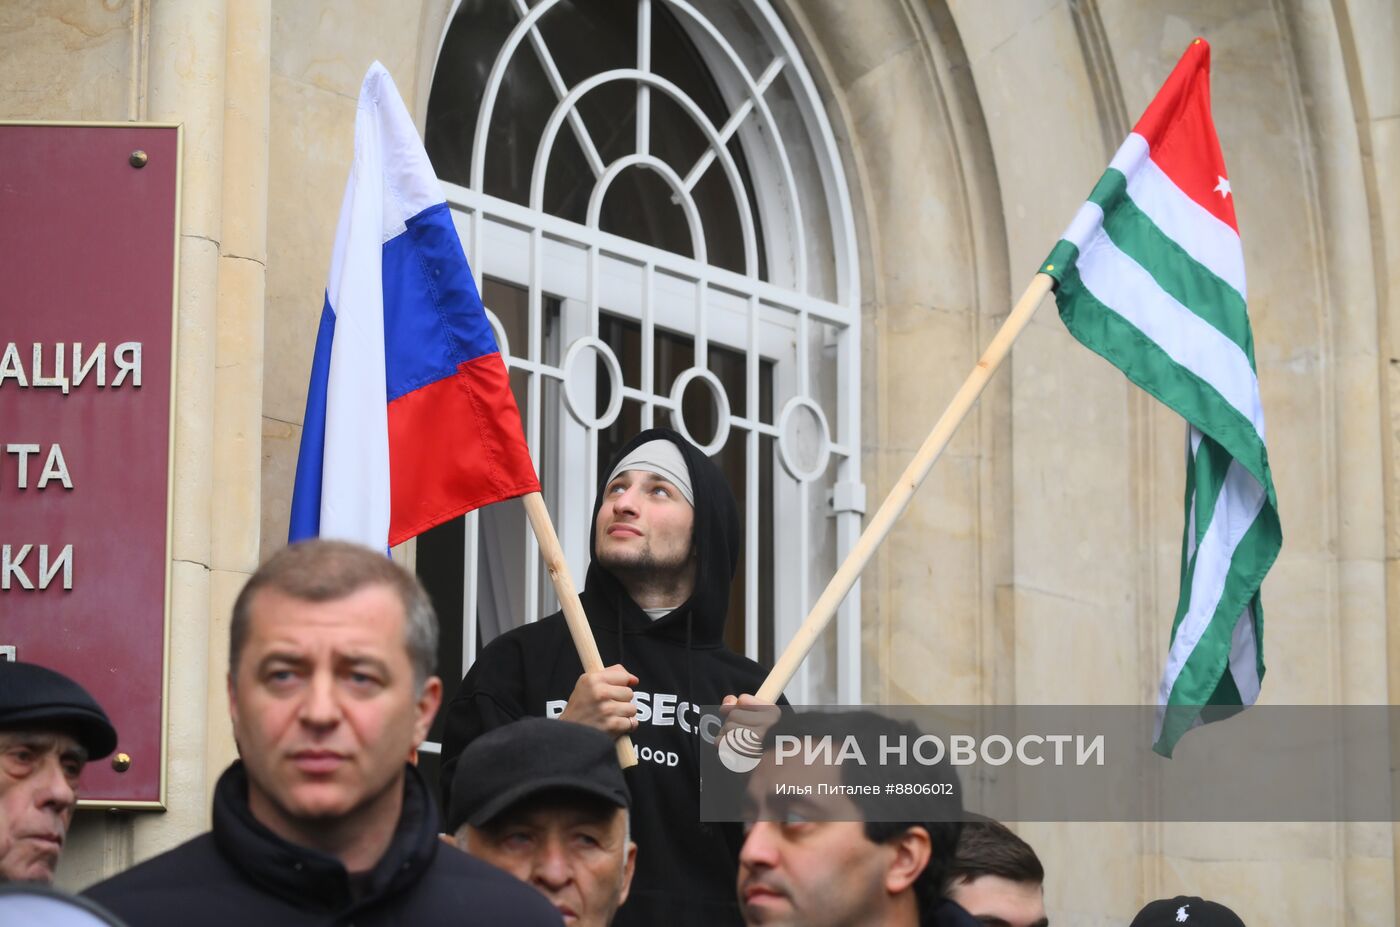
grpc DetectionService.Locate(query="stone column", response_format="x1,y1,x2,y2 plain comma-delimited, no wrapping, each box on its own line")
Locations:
207,0,271,796
135,0,229,863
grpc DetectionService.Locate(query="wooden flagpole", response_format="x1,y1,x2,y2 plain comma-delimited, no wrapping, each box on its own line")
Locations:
755,273,1056,702
522,491,638,767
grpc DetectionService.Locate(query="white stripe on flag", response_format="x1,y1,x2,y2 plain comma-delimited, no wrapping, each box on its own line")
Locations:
319,73,393,546
1227,602,1261,703
1107,133,1247,299
1076,229,1266,441
1157,459,1268,705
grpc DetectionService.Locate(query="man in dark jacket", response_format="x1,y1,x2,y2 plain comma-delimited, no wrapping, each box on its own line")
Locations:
440,427,771,925
86,539,559,926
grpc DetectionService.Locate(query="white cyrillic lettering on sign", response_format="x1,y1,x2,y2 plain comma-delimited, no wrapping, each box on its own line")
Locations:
38,544,72,590
2,544,33,590
31,343,69,393
5,445,40,489
0,544,73,591
38,444,72,489
0,344,28,387
71,342,106,387
112,342,141,387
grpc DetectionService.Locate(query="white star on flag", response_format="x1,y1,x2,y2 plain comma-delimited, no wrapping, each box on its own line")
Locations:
1214,175,1231,197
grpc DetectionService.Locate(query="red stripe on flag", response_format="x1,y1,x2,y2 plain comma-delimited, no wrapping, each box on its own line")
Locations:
1132,38,1238,234
387,352,539,546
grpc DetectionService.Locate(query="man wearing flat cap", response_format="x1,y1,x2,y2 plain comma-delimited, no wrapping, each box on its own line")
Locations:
448,717,635,927
0,661,117,883
441,427,774,924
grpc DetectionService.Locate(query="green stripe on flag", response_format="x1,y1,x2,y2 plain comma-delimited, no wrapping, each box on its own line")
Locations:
1051,250,1276,506
1169,437,1234,642
1155,509,1278,754
1176,440,1198,599
1188,435,1232,556
1087,169,1255,368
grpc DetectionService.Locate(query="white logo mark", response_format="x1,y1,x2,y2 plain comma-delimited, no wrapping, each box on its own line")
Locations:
717,725,765,773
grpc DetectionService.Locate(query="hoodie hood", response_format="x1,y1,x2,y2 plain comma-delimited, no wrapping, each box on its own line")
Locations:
584,427,740,647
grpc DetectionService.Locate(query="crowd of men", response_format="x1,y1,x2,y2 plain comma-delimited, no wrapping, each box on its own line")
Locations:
1,428,1249,925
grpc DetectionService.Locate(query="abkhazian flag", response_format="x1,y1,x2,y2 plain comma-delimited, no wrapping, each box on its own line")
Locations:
290,61,539,550
1040,39,1281,756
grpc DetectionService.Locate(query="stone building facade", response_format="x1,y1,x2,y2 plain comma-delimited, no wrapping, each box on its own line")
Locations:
2,1,1396,922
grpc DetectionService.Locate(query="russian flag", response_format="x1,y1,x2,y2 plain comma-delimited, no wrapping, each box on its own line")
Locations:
289,62,538,549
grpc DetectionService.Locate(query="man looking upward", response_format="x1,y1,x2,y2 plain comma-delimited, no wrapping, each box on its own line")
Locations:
442,427,772,925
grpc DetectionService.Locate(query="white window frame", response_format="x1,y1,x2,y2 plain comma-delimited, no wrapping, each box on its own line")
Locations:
426,0,864,708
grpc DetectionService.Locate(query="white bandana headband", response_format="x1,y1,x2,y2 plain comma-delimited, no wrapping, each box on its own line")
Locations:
606,439,694,506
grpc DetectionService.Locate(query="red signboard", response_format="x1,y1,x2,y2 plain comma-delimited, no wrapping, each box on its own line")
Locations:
0,123,179,807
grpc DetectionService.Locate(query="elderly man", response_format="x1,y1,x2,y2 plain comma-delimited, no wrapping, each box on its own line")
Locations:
0,661,116,883
442,427,775,924
736,710,970,927
86,540,559,926
448,717,636,927
944,818,1048,927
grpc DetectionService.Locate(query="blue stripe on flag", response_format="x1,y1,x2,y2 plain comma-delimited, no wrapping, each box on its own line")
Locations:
288,297,337,542
383,201,500,403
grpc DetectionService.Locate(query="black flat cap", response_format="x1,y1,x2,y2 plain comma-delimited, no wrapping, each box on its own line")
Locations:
447,717,629,835
1130,896,1246,927
0,662,117,759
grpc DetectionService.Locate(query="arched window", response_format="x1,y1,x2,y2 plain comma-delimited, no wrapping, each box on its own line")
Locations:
415,0,862,764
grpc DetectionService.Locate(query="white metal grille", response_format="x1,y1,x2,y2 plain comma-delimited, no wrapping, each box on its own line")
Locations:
425,0,862,705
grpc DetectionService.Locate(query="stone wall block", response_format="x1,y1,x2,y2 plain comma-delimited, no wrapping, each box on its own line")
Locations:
212,255,266,570
148,1,228,242
1257,554,1335,702
260,416,299,557
0,3,132,120
263,73,355,426
168,235,220,564
204,568,244,789
843,48,973,313
271,0,422,102
129,558,214,868
1012,587,1137,702
1010,324,1133,605
1021,821,1139,923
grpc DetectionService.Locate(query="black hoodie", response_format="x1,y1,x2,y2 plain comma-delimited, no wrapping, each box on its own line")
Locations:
440,427,772,926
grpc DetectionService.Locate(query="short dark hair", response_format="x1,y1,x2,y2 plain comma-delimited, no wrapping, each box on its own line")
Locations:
945,816,1044,891
230,539,438,687
761,710,962,918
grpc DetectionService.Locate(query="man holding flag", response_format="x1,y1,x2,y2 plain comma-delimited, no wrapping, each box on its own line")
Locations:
441,428,775,926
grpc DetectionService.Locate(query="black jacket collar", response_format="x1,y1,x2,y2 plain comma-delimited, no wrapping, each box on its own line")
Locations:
210,761,440,914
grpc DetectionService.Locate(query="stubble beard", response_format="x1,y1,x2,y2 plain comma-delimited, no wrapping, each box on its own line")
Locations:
599,541,693,603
